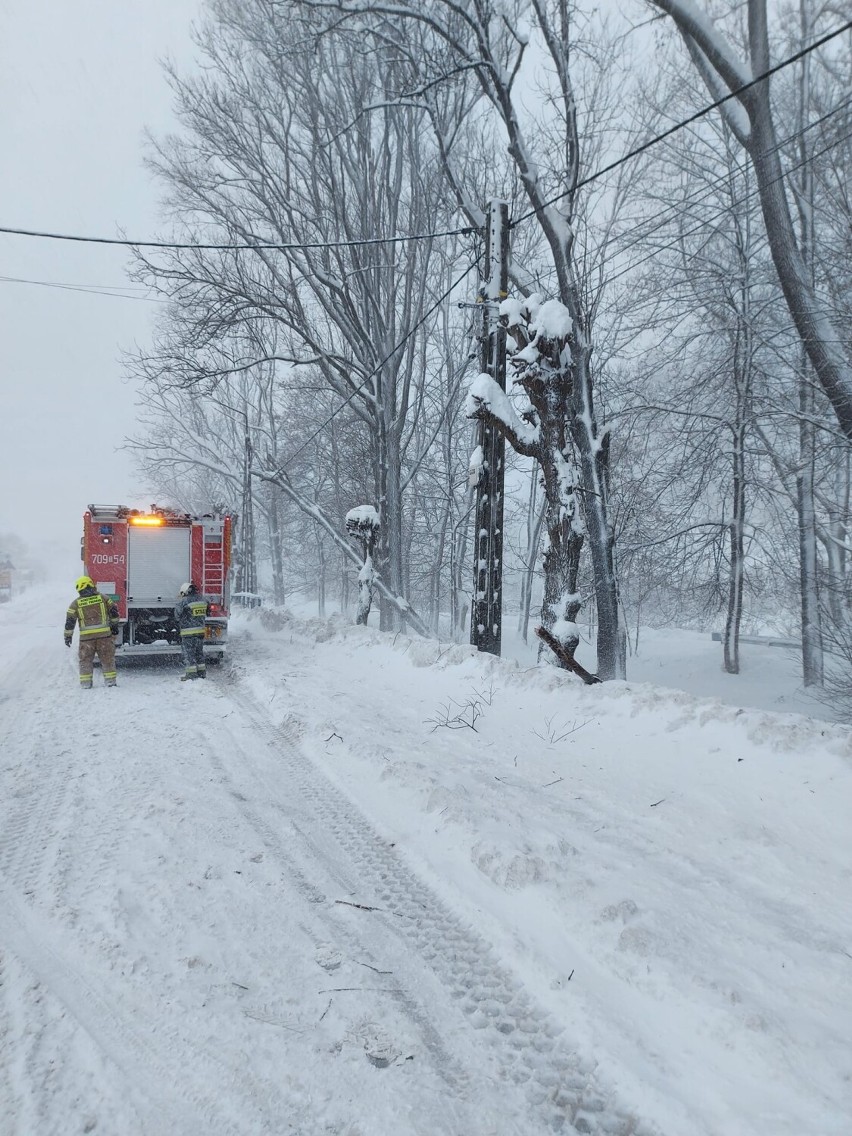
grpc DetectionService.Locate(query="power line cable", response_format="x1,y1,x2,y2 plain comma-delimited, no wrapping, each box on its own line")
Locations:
515,92,852,291
7,91,841,306
598,93,852,270
0,274,166,302
511,18,852,228
0,24,846,256
0,222,473,252
602,123,852,295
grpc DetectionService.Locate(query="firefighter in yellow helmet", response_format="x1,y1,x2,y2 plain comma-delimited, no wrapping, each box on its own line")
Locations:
64,576,120,688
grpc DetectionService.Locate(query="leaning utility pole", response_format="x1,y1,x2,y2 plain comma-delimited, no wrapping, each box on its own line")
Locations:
470,199,509,656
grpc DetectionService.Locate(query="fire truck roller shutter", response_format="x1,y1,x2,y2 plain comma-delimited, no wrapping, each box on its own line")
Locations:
127,526,190,602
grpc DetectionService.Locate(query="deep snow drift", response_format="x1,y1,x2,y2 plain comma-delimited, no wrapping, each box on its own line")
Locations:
1,585,850,1136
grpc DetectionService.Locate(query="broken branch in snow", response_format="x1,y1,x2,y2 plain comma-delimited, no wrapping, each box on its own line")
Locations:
535,626,601,685
425,696,483,732
335,899,381,912
532,714,592,745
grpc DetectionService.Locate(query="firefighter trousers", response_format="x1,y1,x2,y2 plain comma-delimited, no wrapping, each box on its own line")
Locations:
79,636,117,688
181,634,206,679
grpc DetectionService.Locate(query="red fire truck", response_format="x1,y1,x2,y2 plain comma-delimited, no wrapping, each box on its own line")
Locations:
81,504,232,660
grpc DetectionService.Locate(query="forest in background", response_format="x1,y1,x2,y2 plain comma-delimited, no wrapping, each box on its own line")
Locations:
120,0,852,700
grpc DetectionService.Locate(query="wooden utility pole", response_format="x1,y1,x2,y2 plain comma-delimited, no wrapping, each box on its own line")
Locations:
470,199,509,656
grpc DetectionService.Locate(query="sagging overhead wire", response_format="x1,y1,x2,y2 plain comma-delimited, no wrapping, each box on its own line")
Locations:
0,273,167,302
510,17,852,229
601,124,852,296
0,222,474,253
0,25,847,258
3,90,847,305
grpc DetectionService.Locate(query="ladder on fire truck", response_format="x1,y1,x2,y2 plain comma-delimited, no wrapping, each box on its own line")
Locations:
200,519,227,604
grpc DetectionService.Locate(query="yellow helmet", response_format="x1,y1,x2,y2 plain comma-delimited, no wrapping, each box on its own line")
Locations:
75,575,95,592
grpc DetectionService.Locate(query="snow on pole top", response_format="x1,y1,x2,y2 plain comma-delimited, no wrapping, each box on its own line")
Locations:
530,299,573,340
499,293,572,341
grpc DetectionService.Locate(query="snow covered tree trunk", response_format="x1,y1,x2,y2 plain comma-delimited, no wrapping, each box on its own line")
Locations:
798,350,824,686
346,506,381,626
267,491,286,606
518,474,546,644
794,21,824,687
468,298,601,679
570,338,625,680
825,454,851,631
316,536,327,618
450,508,471,642
724,273,756,676
723,419,746,675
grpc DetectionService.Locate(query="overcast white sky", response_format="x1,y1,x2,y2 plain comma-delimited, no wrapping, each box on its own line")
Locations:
0,0,202,575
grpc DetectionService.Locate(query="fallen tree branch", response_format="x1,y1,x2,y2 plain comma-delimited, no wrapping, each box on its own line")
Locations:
535,626,601,685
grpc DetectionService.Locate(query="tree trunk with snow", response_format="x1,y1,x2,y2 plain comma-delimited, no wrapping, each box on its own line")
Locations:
723,419,746,675
346,506,381,626
518,474,546,644
467,297,601,679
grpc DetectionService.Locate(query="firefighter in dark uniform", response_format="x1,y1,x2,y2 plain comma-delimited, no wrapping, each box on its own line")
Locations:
65,576,120,688
175,581,210,680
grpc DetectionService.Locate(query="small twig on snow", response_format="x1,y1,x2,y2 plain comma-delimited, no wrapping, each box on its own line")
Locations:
355,960,393,975
319,987,398,994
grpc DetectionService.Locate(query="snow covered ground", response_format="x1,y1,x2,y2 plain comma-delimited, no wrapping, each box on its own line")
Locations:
1,585,850,1136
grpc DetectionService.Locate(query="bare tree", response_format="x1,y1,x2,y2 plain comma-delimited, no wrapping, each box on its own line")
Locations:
130,0,475,630
649,0,852,440
296,0,651,677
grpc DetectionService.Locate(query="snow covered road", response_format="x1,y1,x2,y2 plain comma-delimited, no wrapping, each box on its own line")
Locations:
1,591,650,1136
2,586,851,1135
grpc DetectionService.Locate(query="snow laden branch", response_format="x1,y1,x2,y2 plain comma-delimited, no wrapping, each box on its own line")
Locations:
254,462,431,637
464,374,539,457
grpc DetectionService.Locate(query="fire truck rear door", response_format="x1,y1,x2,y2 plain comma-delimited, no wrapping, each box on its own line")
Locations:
127,526,190,603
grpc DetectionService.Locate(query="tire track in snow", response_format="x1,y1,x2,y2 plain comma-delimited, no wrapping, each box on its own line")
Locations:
0,675,318,1136
204,741,484,1135
221,680,657,1136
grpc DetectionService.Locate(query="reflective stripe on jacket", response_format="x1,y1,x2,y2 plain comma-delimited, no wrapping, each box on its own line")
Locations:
65,589,119,640
174,596,209,637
